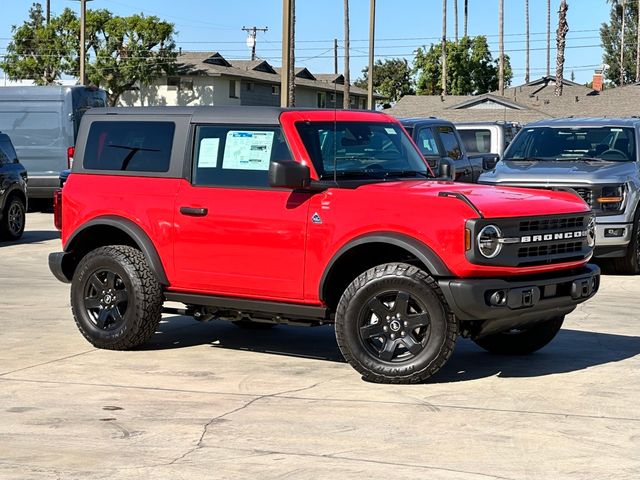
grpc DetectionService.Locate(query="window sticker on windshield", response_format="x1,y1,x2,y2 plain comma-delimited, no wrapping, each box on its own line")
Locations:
611,128,623,132
198,138,220,168
385,127,397,135
222,131,274,171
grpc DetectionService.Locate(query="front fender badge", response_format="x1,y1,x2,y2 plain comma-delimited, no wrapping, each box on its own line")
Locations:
311,212,322,224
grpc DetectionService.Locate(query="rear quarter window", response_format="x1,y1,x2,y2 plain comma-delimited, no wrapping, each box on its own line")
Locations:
83,121,175,172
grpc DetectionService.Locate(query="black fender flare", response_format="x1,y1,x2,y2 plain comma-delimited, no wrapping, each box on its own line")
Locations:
319,232,452,301
65,216,169,285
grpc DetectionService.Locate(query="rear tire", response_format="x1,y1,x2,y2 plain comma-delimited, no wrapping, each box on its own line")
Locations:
335,263,457,384
0,196,26,240
71,245,163,350
473,316,564,355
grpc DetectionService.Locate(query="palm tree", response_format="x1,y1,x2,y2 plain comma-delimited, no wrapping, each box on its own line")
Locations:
343,0,350,109
555,0,569,96
525,0,530,83
288,0,296,106
636,0,640,82
547,0,551,76
499,0,504,95
620,0,626,86
454,0,458,41
441,0,447,95
464,0,468,37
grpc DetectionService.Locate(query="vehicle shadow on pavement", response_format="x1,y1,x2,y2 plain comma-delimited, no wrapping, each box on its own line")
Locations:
0,230,59,247
143,315,345,362
432,329,640,383
145,317,640,379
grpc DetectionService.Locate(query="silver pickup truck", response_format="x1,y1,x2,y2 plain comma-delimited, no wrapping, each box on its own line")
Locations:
480,117,640,274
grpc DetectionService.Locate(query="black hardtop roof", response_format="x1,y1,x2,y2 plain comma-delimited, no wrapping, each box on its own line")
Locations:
399,117,454,127
85,106,286,124
524,117,640,128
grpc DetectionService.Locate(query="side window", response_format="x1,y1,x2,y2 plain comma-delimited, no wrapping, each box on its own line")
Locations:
416,127,439,156
437,126,463,160
192,126,292,188
459,129,491,153
83,121,175,172
0,138,9,164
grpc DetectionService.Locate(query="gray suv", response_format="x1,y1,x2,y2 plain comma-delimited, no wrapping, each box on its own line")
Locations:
480,117,640,274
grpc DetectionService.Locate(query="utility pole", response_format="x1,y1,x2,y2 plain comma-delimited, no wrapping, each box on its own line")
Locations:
620,0,626,86
334,39,338,75
46,0,51,25
636,0,640,82
281,0,292,107
288,1,295,106
80,0,88,86
242,26,268,61
441,0,447,96
367,0,376,110
499,0,504,95
546,0,551,77
343,0,350,109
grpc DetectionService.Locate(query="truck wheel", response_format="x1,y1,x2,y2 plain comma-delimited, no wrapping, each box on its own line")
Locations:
335,263,457,384
613,217,640,275
71,245,163,350
472,316,564,355
0,196,26,240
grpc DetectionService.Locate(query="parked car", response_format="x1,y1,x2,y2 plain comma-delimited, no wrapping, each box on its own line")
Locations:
0,131,28,240
480,117,640,274
401,117,486,182
49,107,599,384
455,121,521,169
0,85,107,200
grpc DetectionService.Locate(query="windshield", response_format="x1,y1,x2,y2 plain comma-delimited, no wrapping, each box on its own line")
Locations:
296,121,430,180
504,126,637,162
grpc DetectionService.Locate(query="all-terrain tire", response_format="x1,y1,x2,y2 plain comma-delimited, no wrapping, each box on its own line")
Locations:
473,316,564,355
0,196,26,240
335,262,458,384
71,245,163,350
613,210,640,275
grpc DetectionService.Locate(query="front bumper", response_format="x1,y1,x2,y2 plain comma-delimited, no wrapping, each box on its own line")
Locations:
593,222,633,257
438,264,600,338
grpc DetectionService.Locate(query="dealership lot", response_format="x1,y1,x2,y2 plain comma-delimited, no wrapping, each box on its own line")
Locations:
0,213,638,480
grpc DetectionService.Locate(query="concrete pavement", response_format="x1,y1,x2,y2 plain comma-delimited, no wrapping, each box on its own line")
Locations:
0,213,639,479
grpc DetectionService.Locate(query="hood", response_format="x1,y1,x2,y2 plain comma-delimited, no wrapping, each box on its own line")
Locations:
355,180,590,219
479,159,638,186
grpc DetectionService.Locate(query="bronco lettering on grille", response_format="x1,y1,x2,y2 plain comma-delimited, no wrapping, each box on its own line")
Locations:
520,231,587,243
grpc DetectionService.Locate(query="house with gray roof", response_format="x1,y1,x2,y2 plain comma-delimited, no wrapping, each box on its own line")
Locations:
119,51,379,109
389,74,640,125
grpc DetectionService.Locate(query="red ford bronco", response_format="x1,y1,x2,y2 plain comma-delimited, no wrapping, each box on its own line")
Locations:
50,107,599,383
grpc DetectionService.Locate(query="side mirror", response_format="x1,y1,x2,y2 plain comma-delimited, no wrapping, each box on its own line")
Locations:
438,158,456,180
483,154,500,170
269,160,311,189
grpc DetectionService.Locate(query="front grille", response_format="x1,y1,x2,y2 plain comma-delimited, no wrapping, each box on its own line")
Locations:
518,241,583,258
519,216,586,232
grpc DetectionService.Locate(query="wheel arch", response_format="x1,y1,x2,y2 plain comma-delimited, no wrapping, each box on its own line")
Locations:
62,216,169,285
319,232,451,310
2,185,27,212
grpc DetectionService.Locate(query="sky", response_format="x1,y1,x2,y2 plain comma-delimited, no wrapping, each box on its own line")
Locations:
0,0,613,86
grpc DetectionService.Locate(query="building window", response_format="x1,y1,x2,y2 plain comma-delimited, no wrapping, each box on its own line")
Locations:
167,77,180,90
272,85,280,95
229,80,239,98
246,82,254,91
359,98,367,109
329,93,336,102
317,92,327,108
181,79,194,91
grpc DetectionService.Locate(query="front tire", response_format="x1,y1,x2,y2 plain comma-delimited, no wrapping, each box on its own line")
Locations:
472,316,564,355
335,263,457,384
0,196,26,240
71,245,163,350
613,215,640,274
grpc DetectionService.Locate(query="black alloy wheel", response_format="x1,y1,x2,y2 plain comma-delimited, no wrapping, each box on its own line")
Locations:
358,290,431,362
0,197,26,240
83,269,130,331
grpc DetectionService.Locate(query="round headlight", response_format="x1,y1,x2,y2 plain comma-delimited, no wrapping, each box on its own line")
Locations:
478,225,503,258
587,218,596,248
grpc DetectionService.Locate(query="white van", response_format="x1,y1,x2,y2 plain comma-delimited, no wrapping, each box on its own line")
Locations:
0,86,107,198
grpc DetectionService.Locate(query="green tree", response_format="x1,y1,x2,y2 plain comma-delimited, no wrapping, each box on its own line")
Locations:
85,10,178,106
413,36,511,95
0,3,77,85
355,58,415,104
601,0,639,85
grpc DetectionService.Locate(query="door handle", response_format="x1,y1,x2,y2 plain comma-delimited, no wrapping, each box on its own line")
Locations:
180,206,208,217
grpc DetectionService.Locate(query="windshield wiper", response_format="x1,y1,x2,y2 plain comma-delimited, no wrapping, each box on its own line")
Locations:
556,156,608,162
505,156,548,162
383,170,430,178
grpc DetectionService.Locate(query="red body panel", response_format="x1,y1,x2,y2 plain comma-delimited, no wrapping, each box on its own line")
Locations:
61,109,592,307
